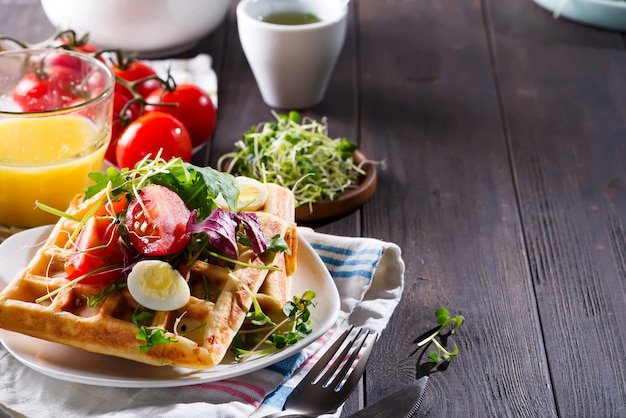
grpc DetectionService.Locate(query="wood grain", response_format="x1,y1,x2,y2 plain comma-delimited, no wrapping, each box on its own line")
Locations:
0,0,625,416
487,0,626,416
354,0,557,416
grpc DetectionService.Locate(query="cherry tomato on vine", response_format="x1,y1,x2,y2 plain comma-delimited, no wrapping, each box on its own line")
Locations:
12,66,82,111
111,60,161,98
106,91,141,164
125,184,191,256
115,111,192,169
145,84,217,148
43,51,90,75
57,32,99,53
64,216,127,285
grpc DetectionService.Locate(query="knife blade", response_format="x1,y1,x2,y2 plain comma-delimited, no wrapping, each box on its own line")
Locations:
348,376,429,418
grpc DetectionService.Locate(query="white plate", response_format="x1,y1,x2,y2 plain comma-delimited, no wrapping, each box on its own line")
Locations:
533,0,626,32
0,226,340,388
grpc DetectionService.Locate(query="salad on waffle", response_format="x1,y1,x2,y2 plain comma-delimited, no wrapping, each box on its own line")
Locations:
0,156,315,370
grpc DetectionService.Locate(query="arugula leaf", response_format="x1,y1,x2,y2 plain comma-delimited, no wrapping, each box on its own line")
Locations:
265,234,291,255
132,305,176,353
85,157,239,221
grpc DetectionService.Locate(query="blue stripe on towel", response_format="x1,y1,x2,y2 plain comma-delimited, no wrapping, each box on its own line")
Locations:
266,352,306,376
328,269,375,280
263,353,307,407
318,255,381,267
309,243,382,258
310,244,382,282
262,384,294,408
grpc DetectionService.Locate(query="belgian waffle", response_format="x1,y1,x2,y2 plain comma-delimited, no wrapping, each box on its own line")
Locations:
0,183,297,369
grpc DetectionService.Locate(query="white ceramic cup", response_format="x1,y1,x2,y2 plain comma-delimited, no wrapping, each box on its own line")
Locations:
237,0,348,109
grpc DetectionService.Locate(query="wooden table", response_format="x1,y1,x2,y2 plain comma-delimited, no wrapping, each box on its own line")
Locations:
2,0,626,417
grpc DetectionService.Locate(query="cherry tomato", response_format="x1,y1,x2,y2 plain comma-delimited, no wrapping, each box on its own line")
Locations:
106,91,141,164
57,32,99,53
71,41,99,54
125,184,192,256
115,111,192,169
145,84,217,148
111,60,161,98
64,216,127,285
12,66,82,112
43,51,91,75
84,69,110,98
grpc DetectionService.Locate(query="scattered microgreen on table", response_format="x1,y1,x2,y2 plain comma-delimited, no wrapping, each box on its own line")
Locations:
417,307,465,366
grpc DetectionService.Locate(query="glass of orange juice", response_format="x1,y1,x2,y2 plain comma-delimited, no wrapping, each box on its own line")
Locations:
0,49,114,228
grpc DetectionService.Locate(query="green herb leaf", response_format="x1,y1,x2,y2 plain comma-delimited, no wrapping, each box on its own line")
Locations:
231,290,317,362
132,305,176,353
85,281,126,307
85,157,239,221
417,307,465,368
218,111,365,207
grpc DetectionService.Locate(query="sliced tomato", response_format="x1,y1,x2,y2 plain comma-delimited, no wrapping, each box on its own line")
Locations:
125,184,192,256
64,216,127,285
93,193,128,217
145,84,217,148
115,111,192,169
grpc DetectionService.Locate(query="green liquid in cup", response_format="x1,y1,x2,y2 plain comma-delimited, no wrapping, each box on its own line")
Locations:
262,12,321,25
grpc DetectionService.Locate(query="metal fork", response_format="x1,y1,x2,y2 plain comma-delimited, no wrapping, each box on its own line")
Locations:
263,326,378,418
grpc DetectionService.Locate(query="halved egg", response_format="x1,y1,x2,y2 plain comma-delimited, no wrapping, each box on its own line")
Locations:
127,260,190,311
216,176,269,211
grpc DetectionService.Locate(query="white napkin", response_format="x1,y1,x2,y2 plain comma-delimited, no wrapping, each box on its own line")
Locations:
0,229,404,418
142,54,218,107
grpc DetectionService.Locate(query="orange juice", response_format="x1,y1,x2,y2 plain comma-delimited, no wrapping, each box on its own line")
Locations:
0,115,109,228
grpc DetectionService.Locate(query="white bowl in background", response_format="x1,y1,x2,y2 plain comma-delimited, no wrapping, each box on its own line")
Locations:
533,0,626,31
40,0,230,56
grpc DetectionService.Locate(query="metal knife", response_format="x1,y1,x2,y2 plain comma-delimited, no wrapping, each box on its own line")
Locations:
347,376,429,418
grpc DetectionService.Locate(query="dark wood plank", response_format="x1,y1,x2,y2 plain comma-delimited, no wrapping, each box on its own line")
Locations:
355,0,557,416
487,0,626,416
2,0,624,416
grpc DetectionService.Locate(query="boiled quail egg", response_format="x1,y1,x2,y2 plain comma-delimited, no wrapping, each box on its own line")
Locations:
217,176,268,211
127,260,190,311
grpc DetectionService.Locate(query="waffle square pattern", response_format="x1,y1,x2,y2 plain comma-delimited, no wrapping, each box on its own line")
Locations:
0,180,297,370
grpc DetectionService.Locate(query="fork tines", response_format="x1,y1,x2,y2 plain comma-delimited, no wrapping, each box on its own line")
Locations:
296,326,378,396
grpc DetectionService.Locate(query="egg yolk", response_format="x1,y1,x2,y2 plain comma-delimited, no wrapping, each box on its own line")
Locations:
140,264,177,299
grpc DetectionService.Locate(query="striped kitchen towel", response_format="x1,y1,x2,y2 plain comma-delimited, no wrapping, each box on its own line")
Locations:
0,228,404,418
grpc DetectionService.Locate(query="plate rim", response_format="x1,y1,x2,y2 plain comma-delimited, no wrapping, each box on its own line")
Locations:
0,225,340,388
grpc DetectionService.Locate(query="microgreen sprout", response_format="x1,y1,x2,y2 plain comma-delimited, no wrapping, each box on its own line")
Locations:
217,111,365,208
232,290,317,362
132,305,176,353
417,307,465,365
85,154,240,220
85,281,127,307
35,263,124,304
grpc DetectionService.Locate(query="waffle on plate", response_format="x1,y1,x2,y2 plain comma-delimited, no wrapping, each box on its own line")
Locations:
0,159,300,369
